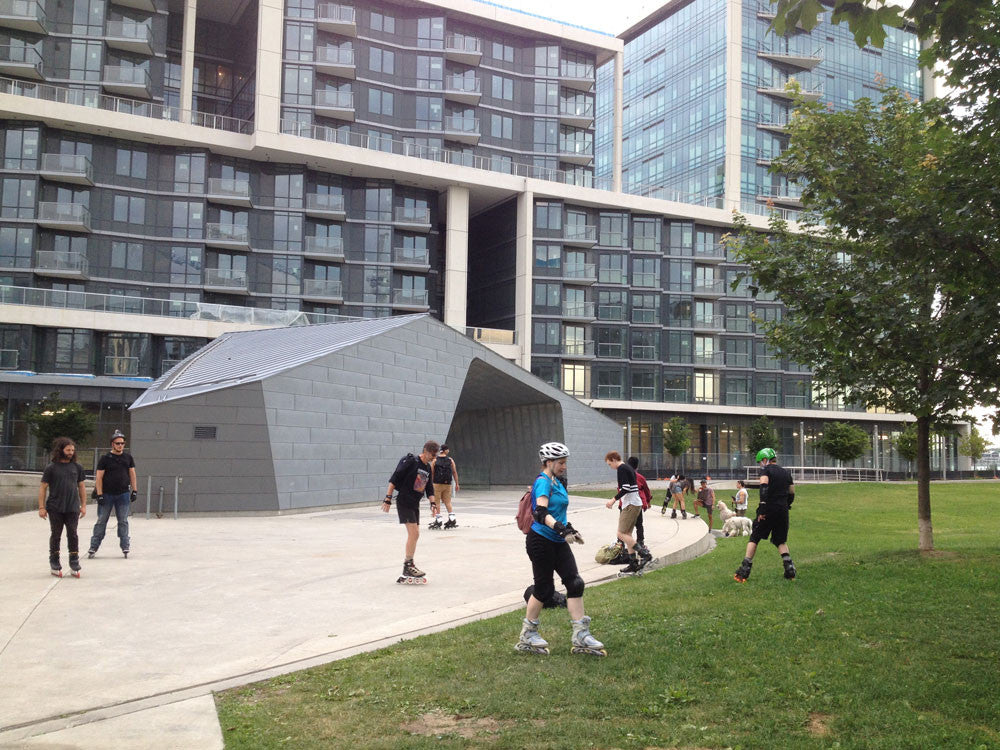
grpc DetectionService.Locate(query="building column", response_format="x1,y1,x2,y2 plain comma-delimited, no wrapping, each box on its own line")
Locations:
612,50,624,193
255,0,285,134
180,0,197,123
723,0,743,212
920,38,938,102
515,190,534,370
443,186,470,332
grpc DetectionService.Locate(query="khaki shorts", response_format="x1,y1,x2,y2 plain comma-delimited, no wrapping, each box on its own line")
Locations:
617,504,642,535
433,483,452,505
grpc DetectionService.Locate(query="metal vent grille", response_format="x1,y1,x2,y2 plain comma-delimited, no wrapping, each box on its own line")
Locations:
193,426,217,440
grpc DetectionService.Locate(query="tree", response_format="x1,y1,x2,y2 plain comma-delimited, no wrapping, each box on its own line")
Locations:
728,88,1000,551
662,417,691,472
815,422,869,464
24,392,96,454
893,424,919,479
959,427,988,476
747,416,778,461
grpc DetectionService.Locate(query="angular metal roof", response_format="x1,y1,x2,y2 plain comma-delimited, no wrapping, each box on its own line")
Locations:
130,314,425,409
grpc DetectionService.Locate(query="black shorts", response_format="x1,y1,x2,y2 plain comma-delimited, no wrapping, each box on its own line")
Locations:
397,501,420,524
749,506,789,546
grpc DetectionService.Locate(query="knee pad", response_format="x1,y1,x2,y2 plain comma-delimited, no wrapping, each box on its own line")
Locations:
531,580,555,603
564,574,585,598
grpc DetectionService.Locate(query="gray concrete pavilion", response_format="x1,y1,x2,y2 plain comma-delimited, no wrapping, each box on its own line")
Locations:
129,315,622,512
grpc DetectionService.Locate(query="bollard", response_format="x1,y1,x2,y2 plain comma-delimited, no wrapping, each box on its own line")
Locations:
158,486,164,517
173,476,180,519
145,476,152,519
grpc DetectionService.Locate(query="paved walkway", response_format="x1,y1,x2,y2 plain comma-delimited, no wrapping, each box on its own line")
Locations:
0,491,712,749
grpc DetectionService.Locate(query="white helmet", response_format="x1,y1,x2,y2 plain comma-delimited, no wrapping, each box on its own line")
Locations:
538,442,570,462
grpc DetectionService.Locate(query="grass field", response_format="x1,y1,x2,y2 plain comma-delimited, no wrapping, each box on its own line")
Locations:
215,482,1000,749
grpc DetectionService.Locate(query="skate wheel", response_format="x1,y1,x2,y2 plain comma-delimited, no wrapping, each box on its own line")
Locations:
51,571,62,578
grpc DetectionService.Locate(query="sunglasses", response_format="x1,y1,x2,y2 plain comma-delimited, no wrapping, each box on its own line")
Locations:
113,441,125,445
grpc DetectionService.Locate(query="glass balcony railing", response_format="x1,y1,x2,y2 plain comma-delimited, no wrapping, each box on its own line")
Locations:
35,250,87,275
562,301,595,318
315,89,354,110
206,177,251,203
315,47,355,68
393,288,429,307
726,352,752,367
302,278,343,299
597,304,624,321
597,343,623,358
204,223,249,245
394,206,431,225
444,75,481,95
0,43,42,76
664,388,689,403
306,193,345,216
563,263,596,282
631,386,656,401
693,351,725,365
0,0,47,33
561,340,595,357
392,247,429,266
693,279,726,295
103,65,151,91
693,314,725,329
40,153,92,183
444,33,481,56
304,236,345,258
564,224,596,244
316,3,355,27
203,268,248,289
630,345,658,361
37,202,90,230
596,384,623,399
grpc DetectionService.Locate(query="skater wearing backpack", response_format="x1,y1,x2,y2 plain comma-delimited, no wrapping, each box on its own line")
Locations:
516,442,605,656
428,444,460,529
382,441,438,584
734,448,797,582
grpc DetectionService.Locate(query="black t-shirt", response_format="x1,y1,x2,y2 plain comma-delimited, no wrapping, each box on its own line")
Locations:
97,451,135,494
432,456,454,484
390,455,434,505
760,463,794,509
42,461,86,513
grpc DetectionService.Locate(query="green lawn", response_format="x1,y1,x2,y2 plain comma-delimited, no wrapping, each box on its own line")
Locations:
216,483,1000,749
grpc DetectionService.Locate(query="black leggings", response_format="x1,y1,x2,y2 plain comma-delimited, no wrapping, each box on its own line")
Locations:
526,529,580,603
48,509,80,556
635,511,645,544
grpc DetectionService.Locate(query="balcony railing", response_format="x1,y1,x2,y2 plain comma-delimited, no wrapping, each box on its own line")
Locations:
315,46,355,75
562,301,595,318
0,0,47,34
562,263,596,282
693,279,726,295
632,272,659,288
631,308,658,324
785,394,809,408
558,100,594,122
726,317,752,333
0,44,42,78
302,278,343,299
394,206,431,226
306,193,346,217
630,345,658,361
203,268,248,290
597,343,623,358
664,388,689,403
756,394,780,407
561,340,595,357
564,224,596,244
597,304,624,321
35,250,88,276
206,177,251,205
315,89,354,119
393,288,429,307
304,236,345,259
444,75,481,95
443,115,479,139
693,314,725,329
37,202,91,231
104,355,139,376
726,352,752,367
102,65,151,97
599,231,627,248
392,247,429,266
596,384,623,399
0,284,354,326
39,153,93,184
694,243,726,260
726,392,751,406
104,20,153,55
631,386,656,401
693,351,725,365
204,223,249,246
444,33,481,59
316,3,356,33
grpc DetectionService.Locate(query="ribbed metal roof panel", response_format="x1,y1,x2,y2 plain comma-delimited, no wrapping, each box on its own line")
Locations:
131,314,424,409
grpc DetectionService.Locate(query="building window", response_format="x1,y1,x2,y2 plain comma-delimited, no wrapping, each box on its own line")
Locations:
534,202,562,231
598,253,626,284
3,128,39,170
174,153,206,192
270,255,302,295
632,258,659,288
53,328,93,372
364,186,392,220
170,246,202,284
115,149,148,179
416,96,443,130
664,370,692,402
534,243,560,269
490,114,513,140
632,292,660,324
1,178,35,219
562,363,588,397
0,226,33,267
111,241,144,271
370,11,396,34
533,282,561,311
113,195,146,224
491,41,514,64
532,320,560,353
491,74,513,101
369,46,395,74
417,16,444,49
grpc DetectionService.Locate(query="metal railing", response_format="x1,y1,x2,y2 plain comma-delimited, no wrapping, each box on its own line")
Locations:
0,75,253,133
562,301,595,318
316,3,355,25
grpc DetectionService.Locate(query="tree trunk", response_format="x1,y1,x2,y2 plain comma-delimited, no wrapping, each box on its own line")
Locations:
916,416,934,551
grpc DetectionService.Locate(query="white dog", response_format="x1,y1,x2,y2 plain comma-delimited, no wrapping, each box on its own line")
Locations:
717,500,753,537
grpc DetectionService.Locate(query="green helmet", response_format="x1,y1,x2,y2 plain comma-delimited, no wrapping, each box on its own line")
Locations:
756,448,777,462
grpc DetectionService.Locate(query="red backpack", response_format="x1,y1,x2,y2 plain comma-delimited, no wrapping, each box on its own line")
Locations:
515,487,534,534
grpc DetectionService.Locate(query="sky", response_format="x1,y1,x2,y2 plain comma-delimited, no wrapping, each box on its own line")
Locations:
487,0,998,442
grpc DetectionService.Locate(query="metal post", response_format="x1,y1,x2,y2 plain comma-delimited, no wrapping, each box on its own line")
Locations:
145,475,152,519
626,416,632,456
158,485,164,516
799,421,805,467
173,476,180,519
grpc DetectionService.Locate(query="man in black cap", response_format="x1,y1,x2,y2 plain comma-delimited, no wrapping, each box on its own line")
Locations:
88,430,137,558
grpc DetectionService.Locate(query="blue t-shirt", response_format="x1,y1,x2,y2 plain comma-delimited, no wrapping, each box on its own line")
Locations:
530,472,569,543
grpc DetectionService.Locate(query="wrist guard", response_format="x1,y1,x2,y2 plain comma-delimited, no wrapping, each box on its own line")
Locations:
552,520,568,536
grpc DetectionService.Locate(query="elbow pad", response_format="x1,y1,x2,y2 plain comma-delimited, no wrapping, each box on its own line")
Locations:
533,504,550,524
758,483,769,502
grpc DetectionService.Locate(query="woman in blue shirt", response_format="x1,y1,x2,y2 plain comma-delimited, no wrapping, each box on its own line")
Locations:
516,442,605,656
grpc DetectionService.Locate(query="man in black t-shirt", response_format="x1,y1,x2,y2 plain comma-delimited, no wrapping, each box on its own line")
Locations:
38,437,87,577
89,430,138,558
734,448,797,582
381,440,438,582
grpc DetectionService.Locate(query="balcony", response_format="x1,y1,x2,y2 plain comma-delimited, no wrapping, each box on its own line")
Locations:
630,345,658,361
444,33,481,65
596,384,623,399
392,247,430,270
758,43,823,71
758,185,804,208
304,236,345,261
599,231,627,248
692,313,725,331
561,263,596,285
443,115,480,144
756,148,777,166
694,243,726,262
0,44,43,79
39,153,93,185
725,392,751,406
104,355,139,376
394,206,431,232
203,268,249,293
204,223,250,249
631,308,658,324
664,388,689,403
756,394,780,407
0,348,18,369
693,351,725,366
105,20,153,56
785,394,810,409
206,177,252,207
37,202,91,232
392,288,429,310
0,0,47,34
301,278,344,302
726,352,752,368
316,3,356,36
632,272,659,288
561,340,595,359
110,0,155,11
102,66,151,98
315,46,355,78
305,193,346,220
562,301,595,320
757,115,790,134
558,100,594,128
34,250,88,278
597,343,623,358
314,89,354,121
559,61,595,92
597,304,624,321
558,140,594,165
693,279,726,296
563,224,596,246
631,386,656,401
443,75,481,105
726,317,752,333
757,76,823,102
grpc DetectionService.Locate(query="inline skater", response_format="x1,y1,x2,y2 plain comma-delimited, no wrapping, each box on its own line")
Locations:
734,448,797,582
382,441,438,584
